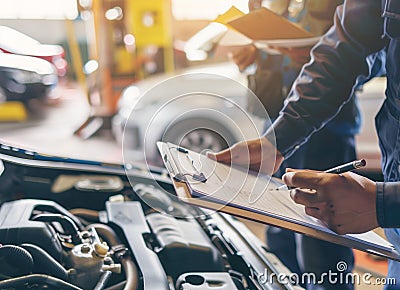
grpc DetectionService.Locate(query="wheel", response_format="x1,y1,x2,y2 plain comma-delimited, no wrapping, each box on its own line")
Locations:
179,128,228,153
161,118,235,153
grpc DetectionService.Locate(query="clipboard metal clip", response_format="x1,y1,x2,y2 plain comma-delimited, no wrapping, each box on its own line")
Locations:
164,146,208,183
173,172,207,183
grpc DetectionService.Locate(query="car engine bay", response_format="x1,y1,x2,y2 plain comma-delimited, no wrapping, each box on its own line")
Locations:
0,144,298,290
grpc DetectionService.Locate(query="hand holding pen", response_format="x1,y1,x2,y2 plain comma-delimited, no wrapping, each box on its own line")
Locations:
277,159,366,190
282,159,378,235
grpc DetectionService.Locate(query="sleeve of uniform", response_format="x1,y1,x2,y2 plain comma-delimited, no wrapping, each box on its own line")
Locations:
264,0,387,157
376,182,400,228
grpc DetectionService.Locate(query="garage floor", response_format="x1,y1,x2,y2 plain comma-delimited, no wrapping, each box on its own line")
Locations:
0,81,387,289
0,81,122,164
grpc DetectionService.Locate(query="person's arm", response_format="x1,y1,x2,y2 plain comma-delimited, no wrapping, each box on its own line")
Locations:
376,182,400,228
229,45,259,71
264,0,388,158
248,0,262,11
212,0,388,174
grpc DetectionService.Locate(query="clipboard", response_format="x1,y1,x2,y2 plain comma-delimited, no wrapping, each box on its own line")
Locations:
226,7,314,41
157,141,400,262
184,6,320,56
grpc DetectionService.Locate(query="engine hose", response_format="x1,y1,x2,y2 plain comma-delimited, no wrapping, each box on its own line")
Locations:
121,258,139,290
0,274,82,290
20,243,69,281
86,224,139,290
104,280,126,290
31,214,82,244
69,208,100,222
0,245,34,275
94,271,112,290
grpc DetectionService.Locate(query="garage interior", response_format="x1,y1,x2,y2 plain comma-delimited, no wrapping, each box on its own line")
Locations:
0,1,391,290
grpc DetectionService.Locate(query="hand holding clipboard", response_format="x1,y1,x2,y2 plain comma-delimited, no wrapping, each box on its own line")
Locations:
158,142,400,262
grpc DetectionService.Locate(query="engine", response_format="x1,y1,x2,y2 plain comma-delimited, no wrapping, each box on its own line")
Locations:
0,146,296,290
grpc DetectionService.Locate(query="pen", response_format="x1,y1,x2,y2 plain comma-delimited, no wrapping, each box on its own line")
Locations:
276,159,366,191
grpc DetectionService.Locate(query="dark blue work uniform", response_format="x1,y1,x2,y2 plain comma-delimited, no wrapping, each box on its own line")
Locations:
377,0,400,287
261,2,358,289
263,0,400,288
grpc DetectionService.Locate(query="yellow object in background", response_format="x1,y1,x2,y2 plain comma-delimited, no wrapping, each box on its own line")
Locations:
125,0,174,73
214,6,245,27
0,102,27,122
127,0,173,47
114,47,136,75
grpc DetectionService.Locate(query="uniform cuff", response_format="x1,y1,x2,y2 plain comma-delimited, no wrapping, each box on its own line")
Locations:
376,182,400,228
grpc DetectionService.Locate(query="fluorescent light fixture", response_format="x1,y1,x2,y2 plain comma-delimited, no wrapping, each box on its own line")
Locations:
105,7,123,21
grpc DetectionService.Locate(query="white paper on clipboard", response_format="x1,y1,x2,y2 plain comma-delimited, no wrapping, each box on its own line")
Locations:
158,141,400,261
254,36,321,49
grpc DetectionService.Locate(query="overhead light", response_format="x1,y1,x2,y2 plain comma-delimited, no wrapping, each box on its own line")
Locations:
105,7,123,21
83,60,99,75
142,11,155,27
124,34,136,46
124,34,136,52
79,0,92,9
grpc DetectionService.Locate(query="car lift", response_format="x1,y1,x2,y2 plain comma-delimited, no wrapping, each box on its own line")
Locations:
73,0,174,139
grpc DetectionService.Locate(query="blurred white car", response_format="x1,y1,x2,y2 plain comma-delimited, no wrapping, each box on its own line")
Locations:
0,52,58,103
112,62,267,166
113,62,385,176
0,26,67,77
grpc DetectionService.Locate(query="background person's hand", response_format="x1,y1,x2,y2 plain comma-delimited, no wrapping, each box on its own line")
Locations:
270,46,312,64
283,169,379,235
229,45,258,71
208,137,284,175
248,0,262,11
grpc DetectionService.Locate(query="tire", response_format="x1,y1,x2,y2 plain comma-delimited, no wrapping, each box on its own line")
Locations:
161,118,236,153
